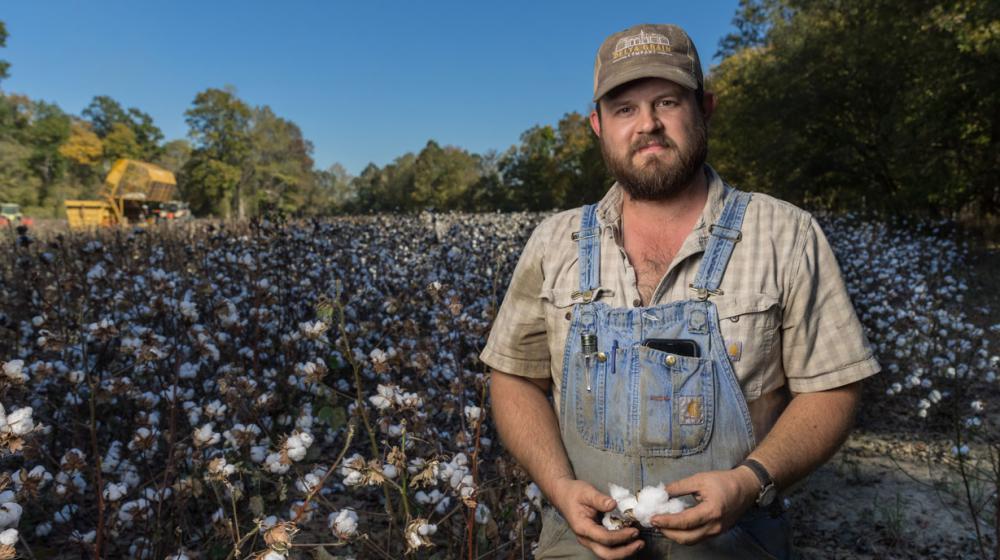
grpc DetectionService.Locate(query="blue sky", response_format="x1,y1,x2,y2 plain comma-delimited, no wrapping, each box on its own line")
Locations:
3,1,741,175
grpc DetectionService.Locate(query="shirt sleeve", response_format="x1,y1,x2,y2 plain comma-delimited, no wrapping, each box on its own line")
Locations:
479,223,552,378
781,216,880,392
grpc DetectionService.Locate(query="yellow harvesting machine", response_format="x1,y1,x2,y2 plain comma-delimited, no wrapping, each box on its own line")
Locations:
64,159,179,228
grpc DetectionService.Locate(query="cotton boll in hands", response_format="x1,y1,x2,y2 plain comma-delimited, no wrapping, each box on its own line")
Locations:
603,483,688,529
608,483,638,514
633,484,686,527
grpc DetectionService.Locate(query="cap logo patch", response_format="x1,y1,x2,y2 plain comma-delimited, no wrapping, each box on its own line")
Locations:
613,30,672,62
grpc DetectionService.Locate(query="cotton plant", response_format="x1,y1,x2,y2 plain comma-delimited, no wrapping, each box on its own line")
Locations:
0,211,994,556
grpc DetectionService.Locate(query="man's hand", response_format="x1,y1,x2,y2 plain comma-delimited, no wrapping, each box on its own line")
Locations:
550,477,645,559
650,467,759,544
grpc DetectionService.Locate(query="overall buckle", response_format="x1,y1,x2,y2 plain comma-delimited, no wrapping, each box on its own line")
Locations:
689,284,724,300
708,224,743,242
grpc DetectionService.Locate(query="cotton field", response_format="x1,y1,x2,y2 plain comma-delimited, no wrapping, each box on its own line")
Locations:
0,211,996,559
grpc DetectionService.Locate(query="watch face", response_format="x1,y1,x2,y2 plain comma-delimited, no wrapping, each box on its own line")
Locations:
758,484,777,507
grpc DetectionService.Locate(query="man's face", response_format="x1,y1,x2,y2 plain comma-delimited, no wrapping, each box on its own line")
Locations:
590,78,712,201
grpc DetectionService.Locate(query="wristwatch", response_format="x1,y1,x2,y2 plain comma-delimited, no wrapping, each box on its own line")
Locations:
739,458,777,508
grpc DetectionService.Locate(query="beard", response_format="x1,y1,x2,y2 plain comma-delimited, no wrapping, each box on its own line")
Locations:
600,116,708,201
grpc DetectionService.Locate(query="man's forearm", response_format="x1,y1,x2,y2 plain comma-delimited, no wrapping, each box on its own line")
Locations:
490,370,575,502
746,381,862,491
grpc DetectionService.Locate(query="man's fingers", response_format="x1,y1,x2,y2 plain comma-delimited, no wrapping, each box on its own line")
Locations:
574,519,639,547
580,487,617,512
651,501,713,530
665,475,701,497
578,535,645,559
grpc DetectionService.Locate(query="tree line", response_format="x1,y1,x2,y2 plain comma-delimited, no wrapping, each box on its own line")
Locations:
0,0,996,220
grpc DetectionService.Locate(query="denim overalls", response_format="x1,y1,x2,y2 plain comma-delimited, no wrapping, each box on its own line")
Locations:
535,190,791,559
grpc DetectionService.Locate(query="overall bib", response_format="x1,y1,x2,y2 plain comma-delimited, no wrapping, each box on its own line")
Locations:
535,190,792,559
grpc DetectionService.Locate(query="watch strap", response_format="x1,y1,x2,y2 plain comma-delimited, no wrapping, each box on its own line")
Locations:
739,458,777,508
740,458,773,488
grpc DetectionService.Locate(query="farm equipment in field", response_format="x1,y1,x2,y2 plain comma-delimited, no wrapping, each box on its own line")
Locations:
0,203,33,227
64,159,181,228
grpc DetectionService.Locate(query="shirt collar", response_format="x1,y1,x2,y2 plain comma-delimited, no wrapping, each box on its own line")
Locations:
595,164,730,239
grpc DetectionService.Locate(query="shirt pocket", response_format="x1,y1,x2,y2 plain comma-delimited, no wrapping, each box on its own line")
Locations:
713,293,781,400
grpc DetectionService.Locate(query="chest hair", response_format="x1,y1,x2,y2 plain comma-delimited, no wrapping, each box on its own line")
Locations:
633,244,676,305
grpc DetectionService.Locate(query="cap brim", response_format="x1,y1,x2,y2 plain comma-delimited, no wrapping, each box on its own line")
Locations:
593,65,698,102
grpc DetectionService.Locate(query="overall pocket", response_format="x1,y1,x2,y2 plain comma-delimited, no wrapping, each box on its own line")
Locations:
570,349,605,447
636,346,716,456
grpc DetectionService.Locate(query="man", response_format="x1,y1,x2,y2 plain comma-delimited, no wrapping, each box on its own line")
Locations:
481,23,879,559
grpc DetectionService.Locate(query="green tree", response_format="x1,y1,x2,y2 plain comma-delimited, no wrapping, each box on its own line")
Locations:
247,105,315,215
412,140,480,210
102,122,142,162
182,87,252,217
154,139,192,175
82,95,163,161
25,101,71,208
500,125,558,210
0,21,10,85
710,0,1000,217
312,163,354,213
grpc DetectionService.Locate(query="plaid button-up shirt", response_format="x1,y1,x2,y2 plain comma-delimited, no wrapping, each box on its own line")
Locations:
480,166,880,440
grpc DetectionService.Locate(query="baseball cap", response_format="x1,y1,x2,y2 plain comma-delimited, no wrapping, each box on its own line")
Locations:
592,23,704,102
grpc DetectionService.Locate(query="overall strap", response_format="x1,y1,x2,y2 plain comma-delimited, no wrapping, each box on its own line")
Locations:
574,204,602,297
690,189,752,300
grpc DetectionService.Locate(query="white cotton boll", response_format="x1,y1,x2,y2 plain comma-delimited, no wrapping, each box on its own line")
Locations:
382,464,398,479
632,485,673,528
297,431,314,448
0,502,22,528
0,528,16,545
525,483,542,509
265,452,289,474
415,491,434,504
69,529,96,543
664,498,687,514
287,445,307,462
464,405,482,423
103,482,128,501
295,473,321,494
618,495,638,514
342,470,364,486
262,552,286,560
435,496,452,514
2,360,26,382
193,423,220,447
250,446,267,463
34,522,51,537
418,522,437,536
608,483,631,502
330,508,359,538
6,407,33,435
602,512,629,531
54,504,77,523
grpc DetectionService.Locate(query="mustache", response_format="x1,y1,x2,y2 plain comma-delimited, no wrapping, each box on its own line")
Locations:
630,134,675,153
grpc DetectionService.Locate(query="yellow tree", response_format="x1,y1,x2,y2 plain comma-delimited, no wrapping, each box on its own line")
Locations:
58,121,103,167
58,120,104,197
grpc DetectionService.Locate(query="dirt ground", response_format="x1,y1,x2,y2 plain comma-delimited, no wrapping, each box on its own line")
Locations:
789,242,1000,559
789,431,992,559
